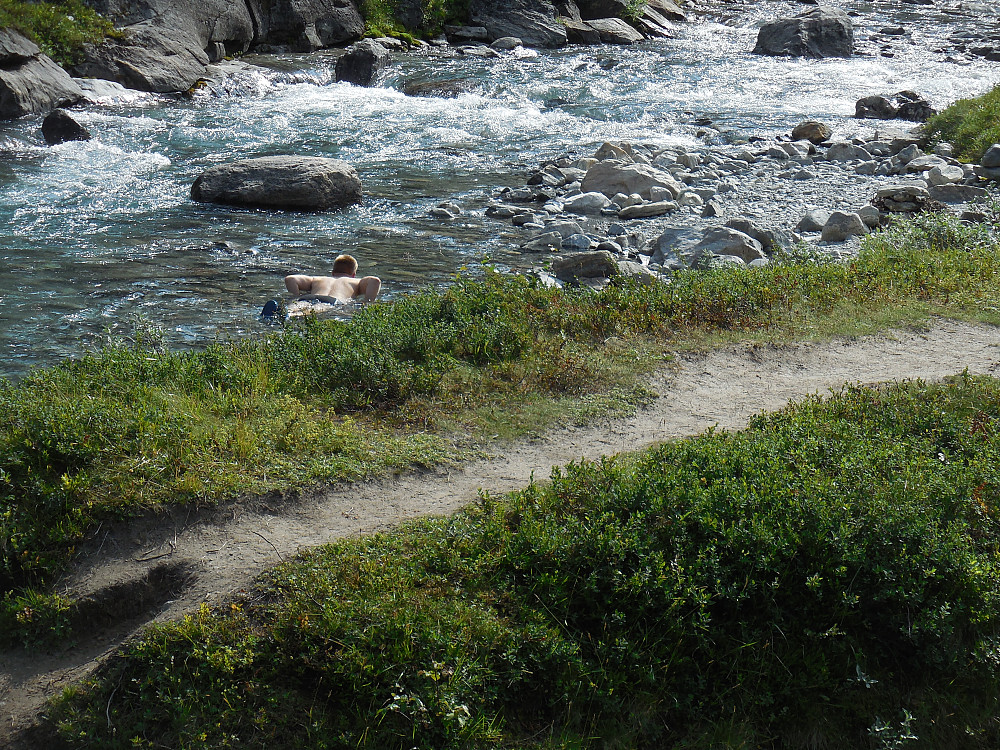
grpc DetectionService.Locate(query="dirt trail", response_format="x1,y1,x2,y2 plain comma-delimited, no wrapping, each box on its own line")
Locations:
4,320,1000,744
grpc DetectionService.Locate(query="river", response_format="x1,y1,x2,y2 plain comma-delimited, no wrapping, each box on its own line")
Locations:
0,0,996,378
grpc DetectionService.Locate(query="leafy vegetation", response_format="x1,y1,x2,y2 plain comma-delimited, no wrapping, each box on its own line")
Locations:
0,0,117,67
359,0,469,39
924,84,1000,164
49,374,1000,748
2,208,1000,648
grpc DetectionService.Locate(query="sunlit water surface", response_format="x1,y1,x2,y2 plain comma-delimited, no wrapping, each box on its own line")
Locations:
0,0,997,377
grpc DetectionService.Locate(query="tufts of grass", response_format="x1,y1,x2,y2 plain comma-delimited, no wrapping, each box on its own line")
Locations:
47,375,1000,748
924,84,1000,164
0,0,117,67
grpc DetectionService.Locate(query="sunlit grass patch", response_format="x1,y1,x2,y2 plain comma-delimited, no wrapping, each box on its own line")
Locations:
48,375,1000,748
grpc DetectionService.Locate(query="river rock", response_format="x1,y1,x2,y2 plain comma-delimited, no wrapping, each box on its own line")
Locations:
929,184,987,203
927,164,964,186
983,144,1000,169
564,191,612,213
491,36,524,50
795,208,831,233
724,217,780,251
77,0,364,92
585,18,645,44
857,205,881,229
72,24,211,93
826,142,870,161
336,39,390,87
753,7,854,58
855,90,936,121
563,19,604,44
552,250,619,282
0,29,84,118
581,160,683,200
445,25,490,44
468,0,568,47
522,230,563,251
791,120,832,144
41,109,92,145
191,156,362,210
619,200,678,219
875,184,931,212
821,211,869,242
691,227,765,264
905,154,949,173
402,78,475,98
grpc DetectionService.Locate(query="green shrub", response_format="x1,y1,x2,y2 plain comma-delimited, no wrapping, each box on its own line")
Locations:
49,376,1000,748
924,84,1000,164
0,0,117,66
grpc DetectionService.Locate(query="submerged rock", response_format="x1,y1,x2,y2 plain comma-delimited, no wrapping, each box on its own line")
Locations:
191,156,362,210
336,39,391,87
41,109,91,145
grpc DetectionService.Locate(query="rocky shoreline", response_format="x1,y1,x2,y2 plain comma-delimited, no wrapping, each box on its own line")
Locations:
431,120,999,289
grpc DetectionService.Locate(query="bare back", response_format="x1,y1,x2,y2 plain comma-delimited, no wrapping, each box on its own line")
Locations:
285,273,381,304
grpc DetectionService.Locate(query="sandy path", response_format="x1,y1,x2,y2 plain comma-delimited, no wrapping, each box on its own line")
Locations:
4,319,1000,744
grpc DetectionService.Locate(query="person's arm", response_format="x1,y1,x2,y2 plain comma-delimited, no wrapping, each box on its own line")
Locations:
355,276,381,303
285,275,313,295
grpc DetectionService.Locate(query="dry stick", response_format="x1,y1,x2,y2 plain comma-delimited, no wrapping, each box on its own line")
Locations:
251,529,284,561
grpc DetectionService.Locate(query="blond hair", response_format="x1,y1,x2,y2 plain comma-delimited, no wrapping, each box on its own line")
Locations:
332,254,358,275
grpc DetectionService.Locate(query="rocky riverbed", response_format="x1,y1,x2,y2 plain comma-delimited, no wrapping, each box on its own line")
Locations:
0,0,998,377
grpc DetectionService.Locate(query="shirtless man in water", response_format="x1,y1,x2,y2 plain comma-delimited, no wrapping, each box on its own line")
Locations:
284,254,381,304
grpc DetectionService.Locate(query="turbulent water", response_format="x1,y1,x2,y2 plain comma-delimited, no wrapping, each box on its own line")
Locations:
0,0,996,378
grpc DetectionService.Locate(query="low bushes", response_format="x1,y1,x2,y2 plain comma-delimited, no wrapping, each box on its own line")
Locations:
0,0,116,66
2,209,999,645
49,375,1000,748
925,84,1000,164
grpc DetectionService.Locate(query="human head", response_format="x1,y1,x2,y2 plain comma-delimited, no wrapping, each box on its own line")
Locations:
332,254,358,276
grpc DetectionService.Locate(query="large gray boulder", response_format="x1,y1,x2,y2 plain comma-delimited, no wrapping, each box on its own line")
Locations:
753,7,854,58
585,18,645,44
691,227,765,265
191,156,363,210
254,0,365,50
335,39,390,87
0,29,84,119
581,160,683,200
72,24,210,93
468,0,568,47
576,0,685,21
75,0,364,93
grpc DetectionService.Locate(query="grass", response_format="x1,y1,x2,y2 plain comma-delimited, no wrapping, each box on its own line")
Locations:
46,373,1000,748
924,84,1000,164
3,208,1000,649
0,0,117,66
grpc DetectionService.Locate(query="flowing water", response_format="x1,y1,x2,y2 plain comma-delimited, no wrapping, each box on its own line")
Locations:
0,0,997,378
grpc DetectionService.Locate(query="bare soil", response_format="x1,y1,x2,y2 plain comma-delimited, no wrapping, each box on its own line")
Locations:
4,319,1000,746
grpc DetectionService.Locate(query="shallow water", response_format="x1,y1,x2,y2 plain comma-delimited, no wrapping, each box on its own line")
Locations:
0,0,997,378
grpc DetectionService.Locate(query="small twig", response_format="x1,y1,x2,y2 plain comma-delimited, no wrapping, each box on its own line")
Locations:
251,529,284,561
135,539,176,562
